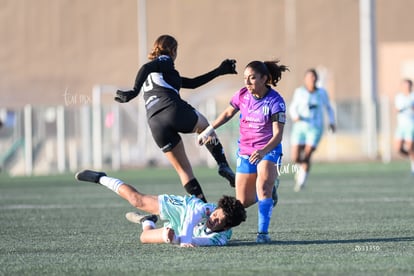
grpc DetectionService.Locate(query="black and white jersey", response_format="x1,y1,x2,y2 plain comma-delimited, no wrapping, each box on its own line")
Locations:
132,55,221,118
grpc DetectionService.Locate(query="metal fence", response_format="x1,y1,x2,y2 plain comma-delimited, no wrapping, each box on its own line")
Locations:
0,91,395,176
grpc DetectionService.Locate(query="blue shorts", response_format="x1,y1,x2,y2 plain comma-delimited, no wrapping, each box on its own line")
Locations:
236,145,283,174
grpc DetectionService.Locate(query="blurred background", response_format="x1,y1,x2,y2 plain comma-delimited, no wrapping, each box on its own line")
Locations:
0,0,413,176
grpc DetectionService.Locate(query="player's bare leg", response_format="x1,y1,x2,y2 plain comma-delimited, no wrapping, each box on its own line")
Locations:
140,227,177,244
395,139,409,156
235,173,257,208
125,212,173,244
75,170,160,214
292,144,305,191
295,145,315,191
164,141,195,185
164,141,207,202
117,184,160,214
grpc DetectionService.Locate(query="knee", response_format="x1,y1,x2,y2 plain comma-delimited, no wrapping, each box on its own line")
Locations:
237,196,255,208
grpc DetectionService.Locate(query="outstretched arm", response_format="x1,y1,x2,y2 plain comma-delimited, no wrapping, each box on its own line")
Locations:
212,105,238,129
181,59,237,89
197,105,238,145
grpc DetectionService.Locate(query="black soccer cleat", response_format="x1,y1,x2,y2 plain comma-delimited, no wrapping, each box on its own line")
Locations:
75,170,107,183
218,163,235,187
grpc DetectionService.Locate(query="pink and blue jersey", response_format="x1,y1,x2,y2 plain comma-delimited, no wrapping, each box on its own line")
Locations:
230,87,286,155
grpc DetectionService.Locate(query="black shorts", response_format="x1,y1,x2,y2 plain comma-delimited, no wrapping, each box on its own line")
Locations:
147,101,198,152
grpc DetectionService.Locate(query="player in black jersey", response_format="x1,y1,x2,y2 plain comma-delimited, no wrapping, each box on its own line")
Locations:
115,35,236,202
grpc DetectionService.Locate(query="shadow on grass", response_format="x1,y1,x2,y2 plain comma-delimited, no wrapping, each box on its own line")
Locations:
228,236,414,246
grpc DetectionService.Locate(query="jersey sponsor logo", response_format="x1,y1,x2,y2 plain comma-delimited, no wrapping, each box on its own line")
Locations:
167,196,184,206
245,116,262,123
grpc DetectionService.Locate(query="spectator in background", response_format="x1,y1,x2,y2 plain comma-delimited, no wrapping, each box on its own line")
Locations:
289,68,336,192
394,78,414,175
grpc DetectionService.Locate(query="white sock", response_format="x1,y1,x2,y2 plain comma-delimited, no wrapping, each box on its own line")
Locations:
298,168,308,187
99,176,123,194
142,220,155,230
411,160,414,173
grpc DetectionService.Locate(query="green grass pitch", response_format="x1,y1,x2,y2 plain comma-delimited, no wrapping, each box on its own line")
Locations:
0,162,413,275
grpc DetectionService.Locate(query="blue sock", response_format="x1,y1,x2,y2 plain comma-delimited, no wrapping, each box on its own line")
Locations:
258,198,273,234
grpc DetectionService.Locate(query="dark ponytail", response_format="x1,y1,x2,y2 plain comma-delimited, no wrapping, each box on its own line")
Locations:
246,60,289,87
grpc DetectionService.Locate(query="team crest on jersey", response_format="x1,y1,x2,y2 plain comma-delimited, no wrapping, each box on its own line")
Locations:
262,105,269,116
279,102,286,111
262,100,271,116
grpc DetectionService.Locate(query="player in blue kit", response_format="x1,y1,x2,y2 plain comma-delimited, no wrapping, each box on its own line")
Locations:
75,170,246,247
198,60,288,243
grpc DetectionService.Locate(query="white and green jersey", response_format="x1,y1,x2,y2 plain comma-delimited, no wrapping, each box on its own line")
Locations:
395,92,414,127
158,195,232,246
289,86,335,129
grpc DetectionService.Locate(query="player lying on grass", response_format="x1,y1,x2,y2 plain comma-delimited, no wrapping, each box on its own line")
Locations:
75,170,246,247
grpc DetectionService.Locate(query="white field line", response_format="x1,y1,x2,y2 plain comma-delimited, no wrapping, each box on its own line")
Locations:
0,197,413,210
282,197,414,205
0,203,126,210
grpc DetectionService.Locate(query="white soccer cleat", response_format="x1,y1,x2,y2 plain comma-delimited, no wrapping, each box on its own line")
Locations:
125,212,158,224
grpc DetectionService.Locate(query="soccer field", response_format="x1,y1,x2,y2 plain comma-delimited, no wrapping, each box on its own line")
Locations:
0,162,413,275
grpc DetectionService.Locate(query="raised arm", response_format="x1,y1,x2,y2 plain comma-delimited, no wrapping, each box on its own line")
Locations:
181,59,237,89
